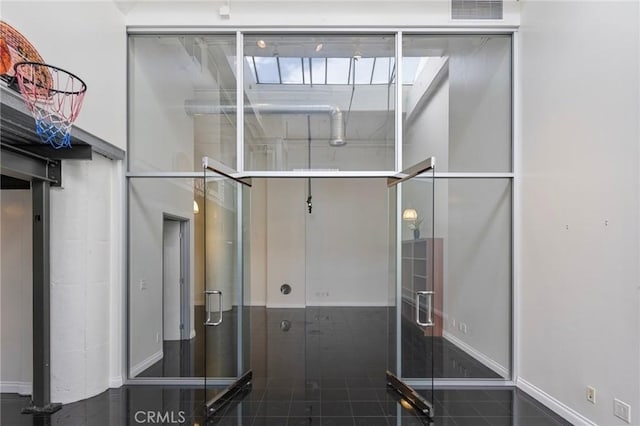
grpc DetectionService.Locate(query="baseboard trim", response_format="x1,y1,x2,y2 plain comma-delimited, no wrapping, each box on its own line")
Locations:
255,303,393,308
306,302,391,307
130,350,163,377
517,377,596,426
0,381,32,395
266,303,306,308
442,331,509,378
109,376,123,388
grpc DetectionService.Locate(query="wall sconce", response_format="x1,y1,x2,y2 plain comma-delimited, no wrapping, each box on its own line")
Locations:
193,200,200,214
402,208,422,239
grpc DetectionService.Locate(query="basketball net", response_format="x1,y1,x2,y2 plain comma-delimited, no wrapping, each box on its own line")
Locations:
13,62,87,149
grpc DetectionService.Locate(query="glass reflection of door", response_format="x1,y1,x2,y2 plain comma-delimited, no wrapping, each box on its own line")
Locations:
202,159,252,417
387,158,436,421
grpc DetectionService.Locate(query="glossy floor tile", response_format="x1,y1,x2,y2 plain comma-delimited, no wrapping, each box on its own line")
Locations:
2,307,572,425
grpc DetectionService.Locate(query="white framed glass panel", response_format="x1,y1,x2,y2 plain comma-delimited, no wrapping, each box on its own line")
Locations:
243,34,396,172
128,177,203,378
128,35,237,172
434,177,512,379
402,35,512,172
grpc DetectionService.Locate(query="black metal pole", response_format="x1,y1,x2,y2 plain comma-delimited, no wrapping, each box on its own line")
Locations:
23,179,61,415
306,116,312,214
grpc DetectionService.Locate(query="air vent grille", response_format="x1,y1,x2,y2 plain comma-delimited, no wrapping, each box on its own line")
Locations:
452,0,503,20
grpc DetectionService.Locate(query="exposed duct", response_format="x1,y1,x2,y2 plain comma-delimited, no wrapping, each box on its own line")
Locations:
184,100,346,147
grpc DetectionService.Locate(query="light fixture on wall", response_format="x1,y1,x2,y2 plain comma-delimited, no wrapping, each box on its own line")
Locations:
402,208,418,221
257,39,266,48
402,208,423,239
193,200,200,214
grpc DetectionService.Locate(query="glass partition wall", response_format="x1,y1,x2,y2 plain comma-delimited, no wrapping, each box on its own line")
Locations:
402,34,513,382
127,32,248,401
243,34,396,172
127,30,514,419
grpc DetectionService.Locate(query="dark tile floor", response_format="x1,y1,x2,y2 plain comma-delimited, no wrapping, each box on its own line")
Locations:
2,307,572,425
138,306,503,380
1,385,573,425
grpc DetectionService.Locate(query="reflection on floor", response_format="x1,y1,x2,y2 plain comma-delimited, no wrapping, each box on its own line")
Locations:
1,307,571,425
138,306,238,378
137,306,502,380
401,317,503,379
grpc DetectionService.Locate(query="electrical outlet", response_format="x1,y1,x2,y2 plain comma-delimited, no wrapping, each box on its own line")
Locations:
139,279,147,290
614,399,631,423
156,332,160,343
586,386,596,404
462,323,468,334
458,322,464,332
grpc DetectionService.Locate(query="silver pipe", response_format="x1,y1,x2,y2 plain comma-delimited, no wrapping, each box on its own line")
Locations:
184,100,346,146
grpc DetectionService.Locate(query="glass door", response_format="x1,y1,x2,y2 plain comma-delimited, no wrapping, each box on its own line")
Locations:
387,158,436,421
202,159,252,417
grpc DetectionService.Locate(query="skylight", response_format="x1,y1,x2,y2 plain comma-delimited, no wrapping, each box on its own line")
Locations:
244,55,429,86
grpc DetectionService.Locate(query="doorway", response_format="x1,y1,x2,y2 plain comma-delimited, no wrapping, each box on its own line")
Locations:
244,162,437,419
162,216,191,343
0,184,33,396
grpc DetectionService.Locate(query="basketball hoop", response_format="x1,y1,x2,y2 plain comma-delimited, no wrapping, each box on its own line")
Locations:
13,61,87,149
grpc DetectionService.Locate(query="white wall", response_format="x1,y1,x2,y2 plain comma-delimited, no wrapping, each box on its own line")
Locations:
0,190,33,395
255,178,389,307
249,178,267,305
265,179,307,307
404,79,450,168
520,2,640,425
305,179,389,306
122,0,521,28
48,155,119,403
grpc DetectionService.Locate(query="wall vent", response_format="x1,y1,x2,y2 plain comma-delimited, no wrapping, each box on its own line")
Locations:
452,0,503,20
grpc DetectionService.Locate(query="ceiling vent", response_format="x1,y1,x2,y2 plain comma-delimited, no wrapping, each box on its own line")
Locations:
452,0,503,20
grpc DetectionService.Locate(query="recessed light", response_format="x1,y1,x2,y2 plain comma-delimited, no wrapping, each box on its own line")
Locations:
257,40,266,48
315,43,323,52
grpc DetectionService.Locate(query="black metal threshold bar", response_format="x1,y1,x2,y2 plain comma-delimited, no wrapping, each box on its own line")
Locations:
205,370,253,418
386,370,433,420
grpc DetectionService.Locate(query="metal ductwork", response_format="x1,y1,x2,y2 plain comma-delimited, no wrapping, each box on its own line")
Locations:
184,100,346,147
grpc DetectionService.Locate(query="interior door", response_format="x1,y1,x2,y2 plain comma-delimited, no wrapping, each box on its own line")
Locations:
202,158,252,417
386,158,436,421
